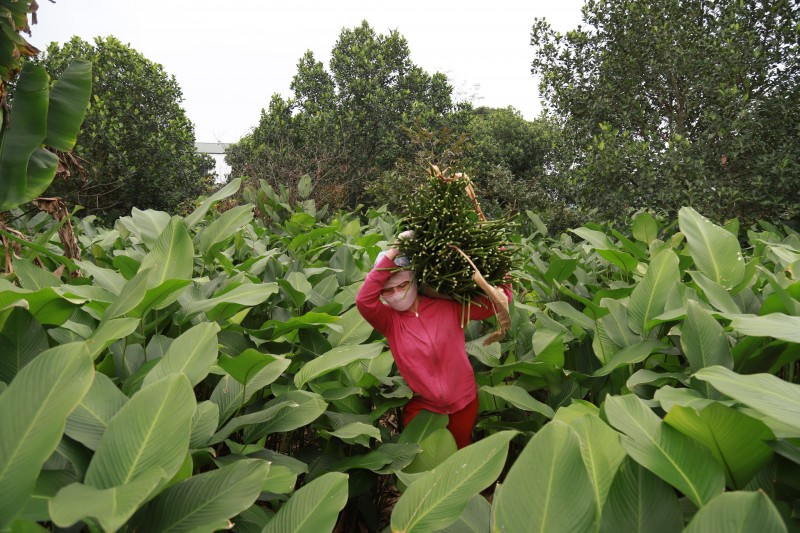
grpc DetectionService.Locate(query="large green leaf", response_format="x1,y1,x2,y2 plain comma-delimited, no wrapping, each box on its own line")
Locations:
599,457,682,533
0,306,48,383
294,343,383,388
391,431,516,533
402,428,458,475
262,472,349,533
679,207,745,289
628,248,680,335
632,212,659,244
44,59,92,151
593,340,665,376
681,300,734,374
728,313,800,343
0,342,93,528
179,282,279,320
326,305,373,347
184,177,242,230
480,385,555,418
104,266,152,319
604,394,725,507
683,491,787,533
491,421,595,533
189,401,219,449
84,374,195,489
198,204,254,254
694,365,800,434
439,494,491,533
130,459,269,533
142,322,220,388
664,403,774,489
243,390,328,442
209,398,298,445
138,216,195,287
65,371,128,451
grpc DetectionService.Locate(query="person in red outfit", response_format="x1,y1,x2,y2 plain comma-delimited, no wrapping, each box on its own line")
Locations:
355,233,512,448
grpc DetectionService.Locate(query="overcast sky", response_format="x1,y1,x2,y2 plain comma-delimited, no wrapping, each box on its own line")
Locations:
31,0,585,146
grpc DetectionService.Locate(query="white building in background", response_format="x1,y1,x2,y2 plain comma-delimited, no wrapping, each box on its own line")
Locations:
196,142,231,182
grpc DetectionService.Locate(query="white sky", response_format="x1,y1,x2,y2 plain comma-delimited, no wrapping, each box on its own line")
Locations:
31,1,585,144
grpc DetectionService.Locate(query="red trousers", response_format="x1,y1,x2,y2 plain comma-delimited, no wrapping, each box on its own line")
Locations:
402,396,479,449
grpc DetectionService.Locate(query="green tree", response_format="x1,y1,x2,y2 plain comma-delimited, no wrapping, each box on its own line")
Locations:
531,0,800,225
226,21,456,209
37,36,214,218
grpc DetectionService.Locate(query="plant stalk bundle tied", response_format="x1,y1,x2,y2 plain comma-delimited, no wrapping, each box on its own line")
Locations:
398,165,516,344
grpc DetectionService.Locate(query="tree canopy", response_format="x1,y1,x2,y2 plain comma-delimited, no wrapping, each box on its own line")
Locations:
531,0,800,225
38,36,214,218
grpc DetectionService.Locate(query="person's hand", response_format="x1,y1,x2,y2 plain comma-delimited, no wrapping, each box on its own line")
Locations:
398,230,415,241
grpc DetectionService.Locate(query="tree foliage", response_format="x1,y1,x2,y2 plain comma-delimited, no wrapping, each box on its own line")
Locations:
37,36,214,218
226,21,457,209
531,0,800,225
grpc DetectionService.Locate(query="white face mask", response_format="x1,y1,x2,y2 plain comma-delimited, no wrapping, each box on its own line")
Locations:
383,281,418,311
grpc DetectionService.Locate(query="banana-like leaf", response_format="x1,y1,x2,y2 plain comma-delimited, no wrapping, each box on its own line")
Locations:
65,371,128,451
0,343,94,528
184,177,242,230
209,399,298,445
679,207,745,289
198,204,254,255
599,457,682,533
391,431,516,533
44,60,92,151
139,217,195,287
481,385,554,418
123,208,171,247
439,494,491,533
402,428,458,475
84,374,195,490
593,340,665,377
491,420,595,533
74,261,126,295
85,317,140,359
325,421,382,445
628,249,680,335
0,306,48,383
142,322,220,388
681,300,734,375
49,467,165,532
664,403,774,489
262,472,349,533
604,394,725,507
326,305,373,347
277,271,313,310
632,212,659,245
179,282,279,320
130,459,269,533
243,390,328,442
294,343,383,388
104,266,152,319
727,313,800,343
694,365,800,434
689,271,741,313
189,401,219,449
682,491,787,533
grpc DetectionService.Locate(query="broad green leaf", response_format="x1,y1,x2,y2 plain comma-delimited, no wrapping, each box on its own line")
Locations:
491,420,595,533
0,343,93,528
439,494,491,533
0,285,75,325
597,249,639,272
74,261,126,294
604,394,725,507
209,399,299,445
594,340,665,376
262,472,348,533
139,216,194,287
217,349,290,389
184,177,242,230
49,467,164,532
664,403,774,489
728,313,800,343
632,212,659,244
104,266,152,318
65,371,128,451
403,429,458,475
180,282,279,319
85,374,195,489
694,365,800,434
277,272,312,310
12,257,60,290
326,422,382,445
679,207,745,289
465,334,502,367
681,300,733,376
397,410,449,445
0,306,48,383
391,431,516,533
294,343,383,388
130,459,269,533
130,279,192,317
689,271,741,313
243,390,328,441
683,491,787,533
545,301,596,331
199,204,254,254
480,385,554,418
599,457,682,533
143,322,220,388
571,227,618,250
124,208,171,247
331,449,392,472
44,60,92,151
326,305,373,346
628,249,680,335
85,318,140,359
598,298,638,349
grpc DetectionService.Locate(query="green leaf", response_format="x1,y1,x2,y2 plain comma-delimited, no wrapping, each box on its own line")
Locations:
142,322,220,388
85,317,140,359
694,365,800,434
403,428,458,475
84,374,195,490
184,178,242,230
199,204,254,254
44,59,92,151
438,494,491,533
130,459,269,533
326,422,382,446
180,282,279,320
664,403,774,489
391,431,516,533
397,410,449,444
294,343,383,388
594,340,665,376
326,305,373,346
690,271,741,314
491,420,595,533
681,300,733,376
0,343,93,528
597,249,639,272
599,457,682,533
262,472,348,533
0,306,48,383
209,399,299,445
628,249,680,335
189,401,219,449
679,207,745,289
217,349,290,388
604,394,725,507
65,371,128,451
139,216,195,287
480,385,554,418
728,313,800,343
632,212,659,244
243,390,328,442
683,491,787,533
104,266,152,318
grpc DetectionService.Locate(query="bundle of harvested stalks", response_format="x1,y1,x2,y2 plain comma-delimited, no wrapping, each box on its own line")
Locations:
397,166,516,343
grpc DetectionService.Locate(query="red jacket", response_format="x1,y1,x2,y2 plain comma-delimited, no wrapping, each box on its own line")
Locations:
356,254,512,414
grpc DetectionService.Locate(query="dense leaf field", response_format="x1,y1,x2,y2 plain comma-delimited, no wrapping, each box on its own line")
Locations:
1,177,799,532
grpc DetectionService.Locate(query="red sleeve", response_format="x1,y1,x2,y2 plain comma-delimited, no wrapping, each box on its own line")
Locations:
463,283,513,323
355,255,398,334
